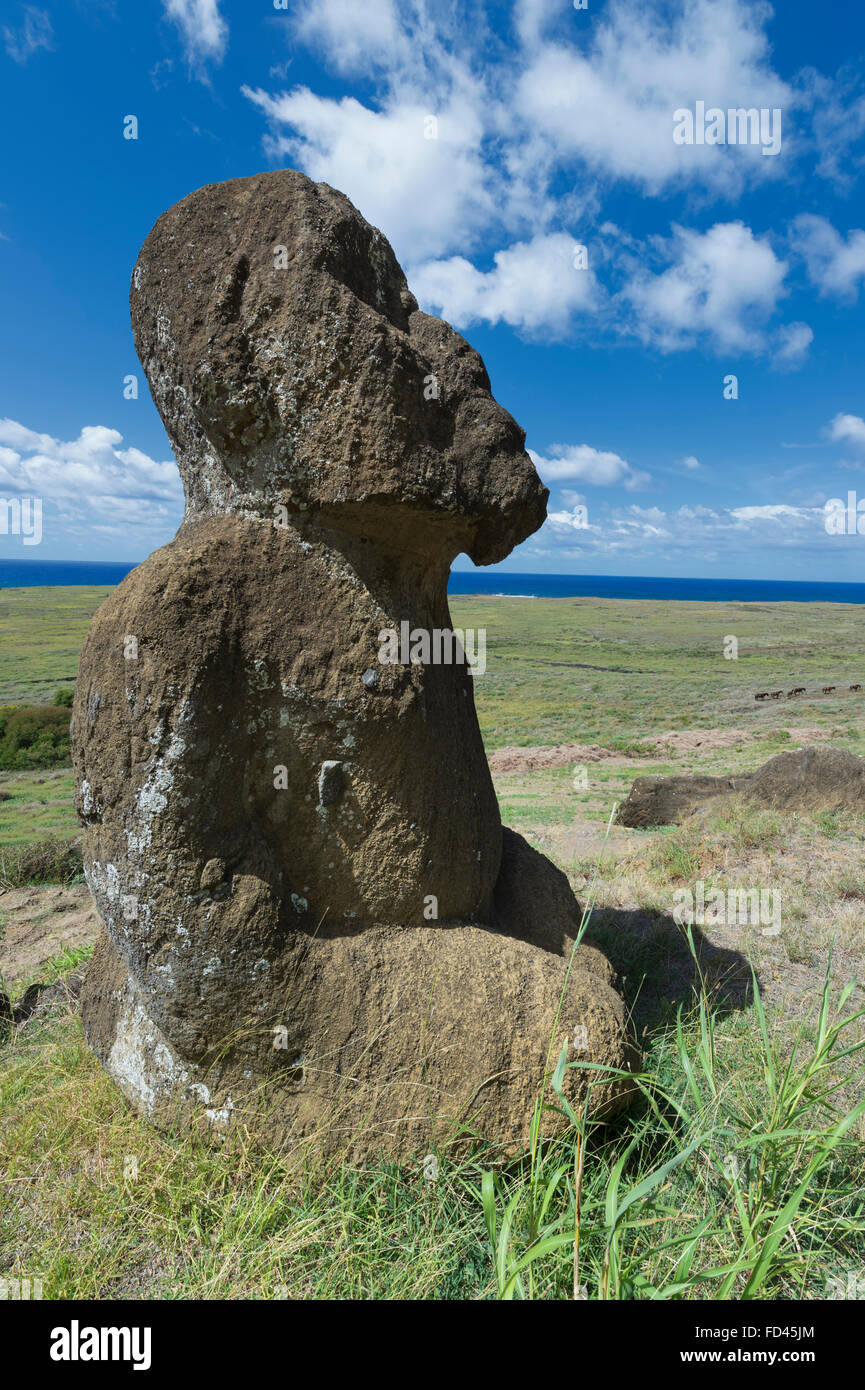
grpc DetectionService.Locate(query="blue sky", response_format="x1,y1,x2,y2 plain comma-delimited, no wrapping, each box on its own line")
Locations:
1,0,864,579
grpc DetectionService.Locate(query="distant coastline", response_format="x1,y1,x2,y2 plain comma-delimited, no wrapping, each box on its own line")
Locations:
447,572,865,604
2,559,865,604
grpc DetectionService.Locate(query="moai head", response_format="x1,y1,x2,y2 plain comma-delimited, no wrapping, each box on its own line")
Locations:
130,168,548,568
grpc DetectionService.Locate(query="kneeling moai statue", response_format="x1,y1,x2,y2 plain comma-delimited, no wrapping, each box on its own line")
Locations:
73,170,637,1157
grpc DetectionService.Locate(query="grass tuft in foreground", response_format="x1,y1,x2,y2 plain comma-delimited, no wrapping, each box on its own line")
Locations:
481,953,865,1299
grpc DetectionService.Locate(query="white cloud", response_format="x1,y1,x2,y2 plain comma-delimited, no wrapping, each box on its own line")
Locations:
800,67,865,188
514,0,793,197
2,5,53,64
415,219,805,354
775,320,813,366
621,221,788,354
547,507,591,531
241,0,850,360
683,455,701,470
791,214,865,301
292,0,408,76
520,497,834,565
163,0,227,66
243,0,805,263
828,414,865,449
729,504,813,524
0,419,183,542
410,233,598,336
242,86,494,262
530,443,651,491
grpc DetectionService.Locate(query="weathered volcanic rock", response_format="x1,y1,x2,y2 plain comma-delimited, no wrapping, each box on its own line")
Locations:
73,169,637,1157
615,772,744,829
616,745,865,828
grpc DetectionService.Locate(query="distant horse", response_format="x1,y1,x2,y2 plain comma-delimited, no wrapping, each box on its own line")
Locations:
793,687,806,695
851,684,862,692
823,686,836,694
754,692,769,700
770,691,783,699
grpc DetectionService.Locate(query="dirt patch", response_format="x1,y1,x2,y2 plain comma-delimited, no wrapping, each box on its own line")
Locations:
488,726,835,776
488,743,620,775
0,883,98,988
654,726,831,756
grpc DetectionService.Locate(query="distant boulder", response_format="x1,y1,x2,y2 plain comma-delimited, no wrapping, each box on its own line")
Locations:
616,746,865,828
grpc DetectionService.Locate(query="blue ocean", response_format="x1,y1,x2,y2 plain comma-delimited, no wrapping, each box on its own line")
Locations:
1,560,865,604
0,560,139,589
448,572,865,603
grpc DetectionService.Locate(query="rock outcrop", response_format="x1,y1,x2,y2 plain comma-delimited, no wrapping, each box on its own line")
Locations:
616,745,865,828
73,170,637,1158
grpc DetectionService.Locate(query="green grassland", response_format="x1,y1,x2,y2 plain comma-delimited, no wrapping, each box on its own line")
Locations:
449,594,865,751
2,587,865,844
2,966,862,1300
0,769,77,845
2,584,864,858
0,586,114,707
3,584,864,736
2,584,865,1301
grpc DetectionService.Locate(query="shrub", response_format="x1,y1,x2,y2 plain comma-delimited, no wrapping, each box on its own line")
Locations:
51,688,74,708
0,836,83,888
0,704,72,770
607,736,655,758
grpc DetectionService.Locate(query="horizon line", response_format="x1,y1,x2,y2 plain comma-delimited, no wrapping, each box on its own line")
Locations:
2,559,865,590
